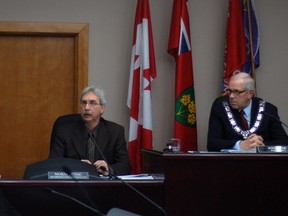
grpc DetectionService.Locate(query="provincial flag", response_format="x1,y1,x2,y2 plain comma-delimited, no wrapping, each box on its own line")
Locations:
127,0,156,174
168,0,197,152
222,0,260,92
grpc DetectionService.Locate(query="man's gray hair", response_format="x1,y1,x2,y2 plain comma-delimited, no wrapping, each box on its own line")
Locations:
230,72,255,91
80,86,107,105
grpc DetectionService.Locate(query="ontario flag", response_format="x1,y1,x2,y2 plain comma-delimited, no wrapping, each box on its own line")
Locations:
168,0,197,152
222,0,260,92
127,0,156,174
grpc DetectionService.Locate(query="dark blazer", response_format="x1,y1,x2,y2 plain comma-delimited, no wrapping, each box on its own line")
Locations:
49,114,131,175
207,96,288,151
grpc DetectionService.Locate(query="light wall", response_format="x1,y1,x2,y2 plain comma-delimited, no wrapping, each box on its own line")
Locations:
0,0,287,151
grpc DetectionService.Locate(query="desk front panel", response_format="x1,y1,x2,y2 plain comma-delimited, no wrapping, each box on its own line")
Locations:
163,153,288,216
0,180,163,216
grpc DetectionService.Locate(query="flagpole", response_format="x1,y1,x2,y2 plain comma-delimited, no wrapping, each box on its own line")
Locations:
246,0,257,95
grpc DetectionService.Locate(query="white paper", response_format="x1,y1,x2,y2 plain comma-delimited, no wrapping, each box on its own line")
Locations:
117,174,154,180
221,149,256,153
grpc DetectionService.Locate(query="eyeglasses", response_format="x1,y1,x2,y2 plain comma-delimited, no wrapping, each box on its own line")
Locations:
226,89,246,96
80,100,101,107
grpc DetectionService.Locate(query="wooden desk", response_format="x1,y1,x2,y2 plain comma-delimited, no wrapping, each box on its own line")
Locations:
0,179,163,216
142,149,288,216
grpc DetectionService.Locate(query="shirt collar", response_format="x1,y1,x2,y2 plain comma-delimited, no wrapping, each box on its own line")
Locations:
241,100,252,117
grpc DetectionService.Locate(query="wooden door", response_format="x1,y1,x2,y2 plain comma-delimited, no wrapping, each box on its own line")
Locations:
0,22,88,178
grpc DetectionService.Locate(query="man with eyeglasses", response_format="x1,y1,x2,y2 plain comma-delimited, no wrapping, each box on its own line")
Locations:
207,72,288,151
49,86,131,175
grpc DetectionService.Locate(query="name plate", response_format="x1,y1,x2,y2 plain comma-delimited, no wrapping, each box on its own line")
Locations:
257,145,288,153
48,171,89,180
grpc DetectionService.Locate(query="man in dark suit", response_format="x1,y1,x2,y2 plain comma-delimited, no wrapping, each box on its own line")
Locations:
49,86,131,175
207,72,288,151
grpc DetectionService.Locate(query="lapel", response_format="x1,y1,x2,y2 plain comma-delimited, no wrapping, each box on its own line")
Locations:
250,98,259,126
231,107,243,128
71,121,87,159
94,120,110,160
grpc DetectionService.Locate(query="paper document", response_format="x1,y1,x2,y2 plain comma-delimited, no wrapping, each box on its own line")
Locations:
117,174,154,180
221,149,256,153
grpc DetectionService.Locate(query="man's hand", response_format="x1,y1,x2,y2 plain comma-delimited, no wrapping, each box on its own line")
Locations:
240,134,264,150
81,159,109,176
94,160,109,176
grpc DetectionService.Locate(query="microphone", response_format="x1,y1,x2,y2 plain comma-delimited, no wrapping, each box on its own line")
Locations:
99,166,108,172
90,135,167,215
62,166,103,215
260,111,288,128
257,111,288,153
100,167,167,216
89,132,113,177
46,187,104,216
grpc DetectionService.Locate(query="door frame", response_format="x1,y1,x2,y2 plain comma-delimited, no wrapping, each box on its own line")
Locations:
0,21,88,112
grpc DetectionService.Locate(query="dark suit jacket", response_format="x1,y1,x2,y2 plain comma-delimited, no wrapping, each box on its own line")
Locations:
207,96,288,151
49,114,131,175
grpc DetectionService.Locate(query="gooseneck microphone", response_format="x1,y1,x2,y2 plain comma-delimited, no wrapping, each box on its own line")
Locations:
46,187,104,216
46,165,105,215
62,166,101,212
89,132,113,176
90,135,167,216
260,111,288,128
99,167,167,216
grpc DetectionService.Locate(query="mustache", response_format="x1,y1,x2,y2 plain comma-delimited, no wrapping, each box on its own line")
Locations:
83,112,92,116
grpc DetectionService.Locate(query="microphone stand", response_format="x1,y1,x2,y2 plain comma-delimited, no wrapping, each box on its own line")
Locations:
261,111,288,128
99,166,166,216
62,166,102,213
46,187,104,216
91,133,167,216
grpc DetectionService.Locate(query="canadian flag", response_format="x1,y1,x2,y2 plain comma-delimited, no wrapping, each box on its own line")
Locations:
127,0,156,174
